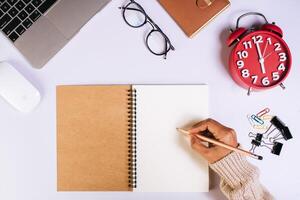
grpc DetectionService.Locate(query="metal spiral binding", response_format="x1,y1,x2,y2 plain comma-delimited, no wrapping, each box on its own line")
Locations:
127,88,137,188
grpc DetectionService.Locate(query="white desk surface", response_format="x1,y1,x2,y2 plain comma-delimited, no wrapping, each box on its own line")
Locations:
0,0,299,199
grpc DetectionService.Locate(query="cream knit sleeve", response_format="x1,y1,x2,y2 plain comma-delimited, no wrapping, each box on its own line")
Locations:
210,152,273,200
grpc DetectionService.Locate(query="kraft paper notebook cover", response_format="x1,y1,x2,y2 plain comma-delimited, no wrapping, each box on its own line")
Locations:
159,0,230,37
57,85,209,192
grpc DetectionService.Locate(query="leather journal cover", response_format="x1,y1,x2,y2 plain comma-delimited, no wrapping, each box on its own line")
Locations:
57,85,133,191
159,0,230,37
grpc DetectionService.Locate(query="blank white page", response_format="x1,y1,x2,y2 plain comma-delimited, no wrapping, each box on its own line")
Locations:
133,85,209,192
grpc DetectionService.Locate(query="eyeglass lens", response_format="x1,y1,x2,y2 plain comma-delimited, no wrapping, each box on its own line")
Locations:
121,1,174,58
123,2,146,28
146,30,170,56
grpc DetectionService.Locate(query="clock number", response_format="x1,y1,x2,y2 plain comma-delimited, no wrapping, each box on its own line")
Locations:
251,75,258,84
237,60,244,69
243,41,252,49
274,43,281,51
237,51,248,59
262,77,270,86
278,63,286,71
252,35,263,44
279,53,287,61
241,69,250,78
272,72,280,81
267,38,272,45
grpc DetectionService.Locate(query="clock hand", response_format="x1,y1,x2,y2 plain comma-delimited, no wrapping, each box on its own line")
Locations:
255,42,266,74
263,50,275,60
262,41,269,57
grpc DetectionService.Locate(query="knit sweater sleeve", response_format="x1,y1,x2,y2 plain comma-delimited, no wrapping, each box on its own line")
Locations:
209,152,273,200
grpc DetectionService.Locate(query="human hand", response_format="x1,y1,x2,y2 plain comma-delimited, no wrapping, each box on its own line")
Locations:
189,118,238,164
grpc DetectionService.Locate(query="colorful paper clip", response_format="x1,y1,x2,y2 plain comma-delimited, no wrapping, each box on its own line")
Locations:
247,114,255,126
261,114,273,121
251,114,264,125
256,108,270,117
252,124,269,130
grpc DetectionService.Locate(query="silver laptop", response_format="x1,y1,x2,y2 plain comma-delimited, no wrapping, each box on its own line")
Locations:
0,0,111,69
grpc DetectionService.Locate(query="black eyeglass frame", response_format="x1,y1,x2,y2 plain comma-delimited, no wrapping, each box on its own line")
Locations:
119,0,175,59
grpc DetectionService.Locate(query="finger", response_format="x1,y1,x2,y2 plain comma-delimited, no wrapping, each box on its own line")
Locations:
189,118,229,138
191,136,210,155
189,118,223,133
192,121,202,128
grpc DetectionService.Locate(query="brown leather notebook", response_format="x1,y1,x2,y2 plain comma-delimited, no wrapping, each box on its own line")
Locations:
57,85,132,191
159,0,230,38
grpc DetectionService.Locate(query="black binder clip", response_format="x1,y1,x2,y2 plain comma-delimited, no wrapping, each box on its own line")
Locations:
251,133,263,146
249,133,263,153
271,142,283,155
269,116,293,141
282,126,292,140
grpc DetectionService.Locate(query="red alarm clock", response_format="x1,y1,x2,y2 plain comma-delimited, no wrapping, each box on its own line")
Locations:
227,12,292,95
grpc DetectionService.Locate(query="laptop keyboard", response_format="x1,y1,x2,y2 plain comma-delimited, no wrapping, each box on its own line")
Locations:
0,0,57,42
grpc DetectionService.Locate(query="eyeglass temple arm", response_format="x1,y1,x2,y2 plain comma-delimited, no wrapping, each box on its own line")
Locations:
118,6,144,14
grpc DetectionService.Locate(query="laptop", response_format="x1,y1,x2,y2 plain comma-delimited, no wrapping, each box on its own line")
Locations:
0,0,111,69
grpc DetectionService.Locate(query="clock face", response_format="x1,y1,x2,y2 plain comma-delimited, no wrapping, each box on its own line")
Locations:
230,30,292,89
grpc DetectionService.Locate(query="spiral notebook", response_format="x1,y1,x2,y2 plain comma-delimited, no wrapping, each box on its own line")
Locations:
57,85,209,192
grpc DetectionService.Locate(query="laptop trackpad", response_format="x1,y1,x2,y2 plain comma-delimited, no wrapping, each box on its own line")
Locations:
15,16,67,69
46,0,110,38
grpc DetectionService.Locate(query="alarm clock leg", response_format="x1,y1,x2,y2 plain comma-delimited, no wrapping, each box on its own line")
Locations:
279,83,286,90
247,87,252,96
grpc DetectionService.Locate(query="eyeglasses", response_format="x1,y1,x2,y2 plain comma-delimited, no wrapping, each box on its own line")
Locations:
119,0,175,59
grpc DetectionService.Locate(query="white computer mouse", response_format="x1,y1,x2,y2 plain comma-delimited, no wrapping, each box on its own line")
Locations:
0,62,41,113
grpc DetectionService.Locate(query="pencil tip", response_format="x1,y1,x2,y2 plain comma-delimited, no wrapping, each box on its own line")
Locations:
177,128,190,136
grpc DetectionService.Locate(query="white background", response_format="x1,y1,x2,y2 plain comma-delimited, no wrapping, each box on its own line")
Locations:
0,0,299,199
